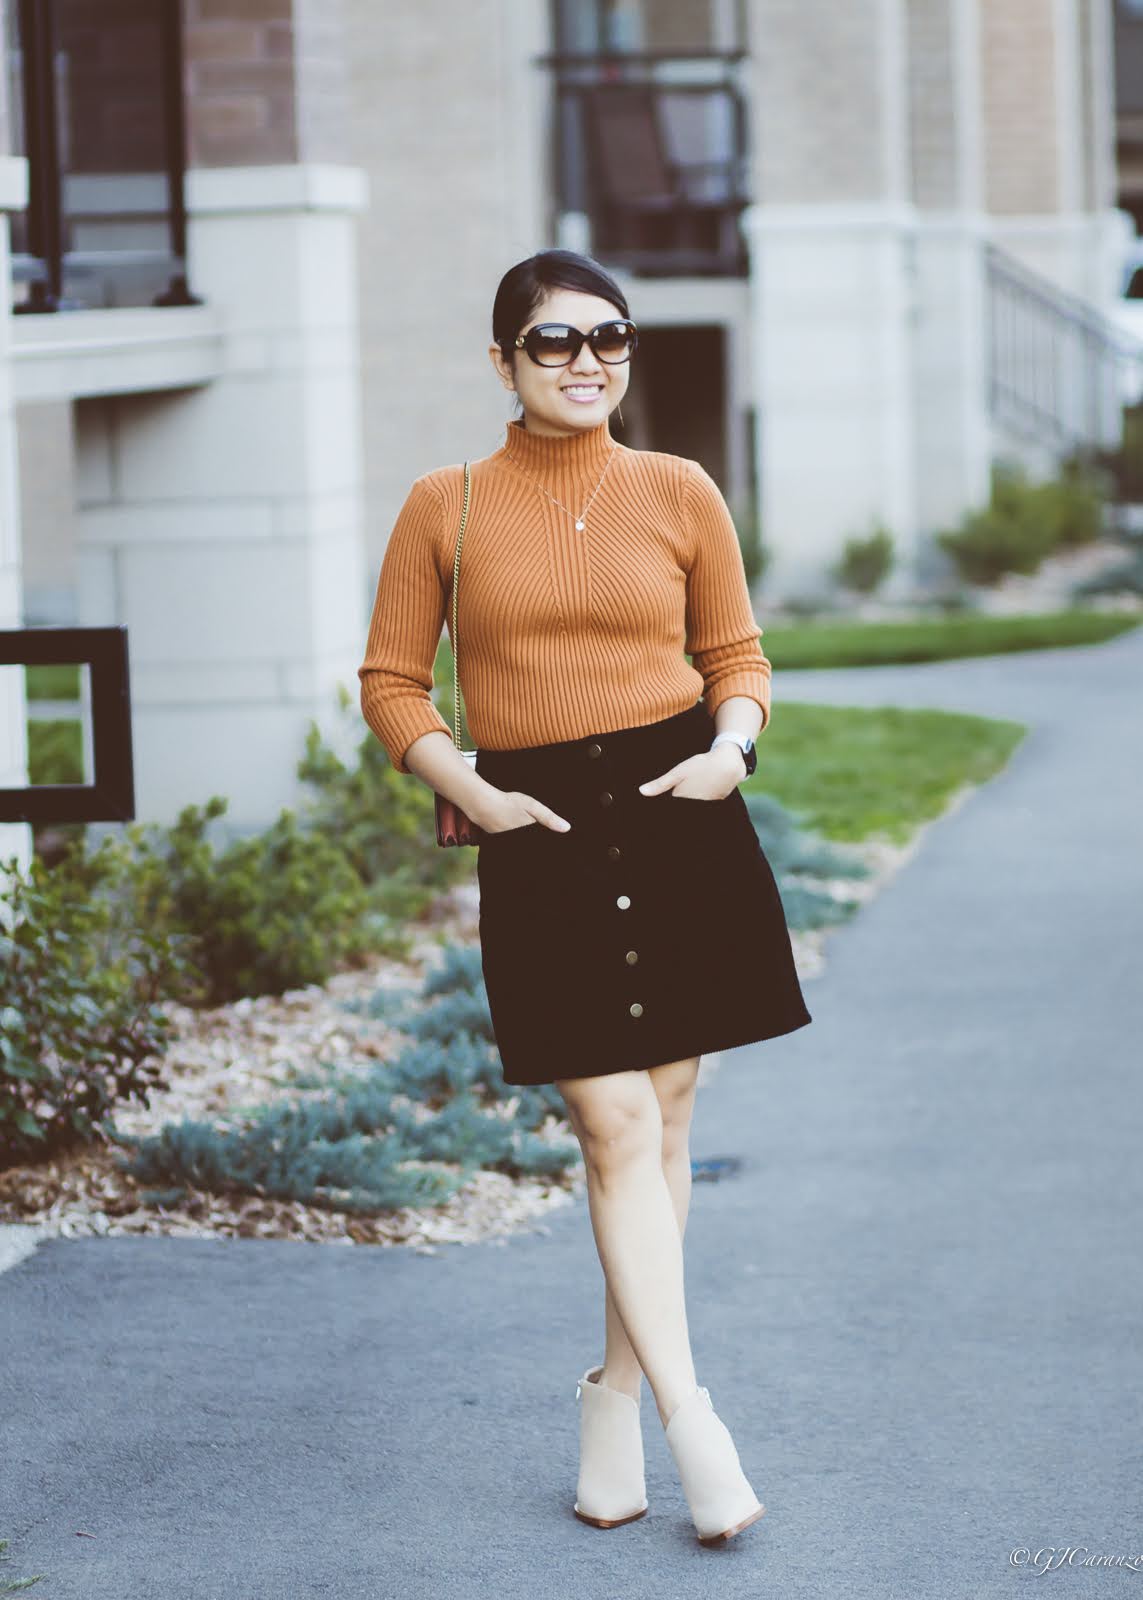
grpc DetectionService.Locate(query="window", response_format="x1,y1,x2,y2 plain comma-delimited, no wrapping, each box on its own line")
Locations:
7,0,198,313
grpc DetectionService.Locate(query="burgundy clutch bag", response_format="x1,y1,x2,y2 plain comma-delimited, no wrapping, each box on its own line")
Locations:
434,461,487,847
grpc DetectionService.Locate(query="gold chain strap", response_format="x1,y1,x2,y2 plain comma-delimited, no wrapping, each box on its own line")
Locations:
450,461,471,748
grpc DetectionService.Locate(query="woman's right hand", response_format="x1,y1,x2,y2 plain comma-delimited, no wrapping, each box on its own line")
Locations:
477,790,572,835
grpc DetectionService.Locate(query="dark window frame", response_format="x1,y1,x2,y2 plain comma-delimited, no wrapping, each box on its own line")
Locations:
10,0,200,314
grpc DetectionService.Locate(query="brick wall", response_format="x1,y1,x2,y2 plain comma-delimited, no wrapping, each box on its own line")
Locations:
748,0,889,204
980,0,1060,214
907,0,959,210
183,0,349,167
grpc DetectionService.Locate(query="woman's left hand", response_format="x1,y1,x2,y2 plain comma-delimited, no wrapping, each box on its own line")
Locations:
638,746,744,802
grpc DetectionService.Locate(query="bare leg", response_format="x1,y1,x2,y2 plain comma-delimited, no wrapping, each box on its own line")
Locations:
597,1058,699,1402
557,1058,702,1430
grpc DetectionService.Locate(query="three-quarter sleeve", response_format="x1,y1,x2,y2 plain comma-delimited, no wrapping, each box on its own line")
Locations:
682,461,772,730
358,475,454,774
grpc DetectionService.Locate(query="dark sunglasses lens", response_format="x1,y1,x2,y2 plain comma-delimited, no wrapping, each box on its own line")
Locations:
592,322,636,363
530,325,579,365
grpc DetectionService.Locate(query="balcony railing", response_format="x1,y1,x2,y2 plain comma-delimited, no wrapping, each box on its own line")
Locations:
984,242,1142,453
538,49,751,278
6,0,199,314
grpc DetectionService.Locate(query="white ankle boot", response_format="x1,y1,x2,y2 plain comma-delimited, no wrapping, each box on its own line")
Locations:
664,1385,765,1545
573,1365,649,1528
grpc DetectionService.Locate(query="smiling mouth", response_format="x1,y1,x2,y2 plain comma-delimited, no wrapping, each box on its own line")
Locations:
562,384,604,400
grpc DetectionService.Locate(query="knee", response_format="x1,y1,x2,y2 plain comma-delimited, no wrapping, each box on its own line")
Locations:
558,1076,662,1178
657,1085,697,1163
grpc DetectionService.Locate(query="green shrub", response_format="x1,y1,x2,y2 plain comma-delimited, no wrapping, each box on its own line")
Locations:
1033,458,1106,547
835,523,894,594
295,685,471,907
0,840,189,1167
109,942,581,1213
1086,406,1143,503
122,797,375,1007
938,459,1108,584
27,718,83,785
938,463,1057,583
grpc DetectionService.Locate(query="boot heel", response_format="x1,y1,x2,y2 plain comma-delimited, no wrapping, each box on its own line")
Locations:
664,1385,765,1546
573,1365,648,1529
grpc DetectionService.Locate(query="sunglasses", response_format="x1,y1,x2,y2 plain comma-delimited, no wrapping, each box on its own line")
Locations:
514,318,639,368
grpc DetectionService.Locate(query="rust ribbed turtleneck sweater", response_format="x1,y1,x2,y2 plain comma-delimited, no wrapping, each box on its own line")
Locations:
357,415,772,775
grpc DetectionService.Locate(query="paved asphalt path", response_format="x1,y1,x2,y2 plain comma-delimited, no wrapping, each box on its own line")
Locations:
2,623,1141,1600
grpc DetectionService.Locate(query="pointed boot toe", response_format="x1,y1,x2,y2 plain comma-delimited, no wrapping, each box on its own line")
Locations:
573,1365,649,1529
664,1385,765,1546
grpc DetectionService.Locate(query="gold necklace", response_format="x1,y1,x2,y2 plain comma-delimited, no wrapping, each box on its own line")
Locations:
504,445,618,532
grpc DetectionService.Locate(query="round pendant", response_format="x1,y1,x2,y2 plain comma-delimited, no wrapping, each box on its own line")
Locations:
575,519,585,531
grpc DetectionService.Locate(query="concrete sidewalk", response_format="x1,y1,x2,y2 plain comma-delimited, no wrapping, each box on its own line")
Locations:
2,624,1141,1600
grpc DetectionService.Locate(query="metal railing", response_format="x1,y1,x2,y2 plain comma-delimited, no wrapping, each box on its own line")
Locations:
537,48,751,277
8,0,199,314
984,241,1143,454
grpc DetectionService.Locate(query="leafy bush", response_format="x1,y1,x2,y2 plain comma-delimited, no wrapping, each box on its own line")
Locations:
109,942,580,1213
121,797,376,1006
835,524,894,594
938,460,1108,584
938,464,1056,583
1034,458,1107,547
0,840,189,1167
1086,407,1143,503
296,686,471,903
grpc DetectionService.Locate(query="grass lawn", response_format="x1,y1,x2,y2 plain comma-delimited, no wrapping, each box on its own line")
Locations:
741,702,1027,844
758,607,1140,671
31,613,1081,839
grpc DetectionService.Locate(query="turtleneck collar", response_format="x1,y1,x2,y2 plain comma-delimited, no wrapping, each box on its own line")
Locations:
498,414,618,479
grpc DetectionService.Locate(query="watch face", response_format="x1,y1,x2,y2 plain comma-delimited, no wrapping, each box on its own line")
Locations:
743,741,757,777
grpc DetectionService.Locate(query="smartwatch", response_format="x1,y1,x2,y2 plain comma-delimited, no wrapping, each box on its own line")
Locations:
710,731,757,779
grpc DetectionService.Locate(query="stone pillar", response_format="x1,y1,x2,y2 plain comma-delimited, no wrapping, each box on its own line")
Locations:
73,1,370,835
905,0,992,571
73,164,369,834
742,0,919,600
0,0,31,878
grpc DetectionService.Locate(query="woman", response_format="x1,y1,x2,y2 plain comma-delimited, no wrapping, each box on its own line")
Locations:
358,249,812,1547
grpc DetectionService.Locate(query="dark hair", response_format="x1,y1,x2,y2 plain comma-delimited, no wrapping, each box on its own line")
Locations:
492,249,632,374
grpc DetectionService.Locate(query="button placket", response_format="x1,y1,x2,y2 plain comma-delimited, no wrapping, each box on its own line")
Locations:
587,734,646,1025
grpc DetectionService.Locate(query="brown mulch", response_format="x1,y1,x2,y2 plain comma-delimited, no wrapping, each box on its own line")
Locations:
0,880,585,1254
0,833,894,1254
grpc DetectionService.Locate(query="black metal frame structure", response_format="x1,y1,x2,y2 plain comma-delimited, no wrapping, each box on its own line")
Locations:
0,627,136,824
11,0,199,314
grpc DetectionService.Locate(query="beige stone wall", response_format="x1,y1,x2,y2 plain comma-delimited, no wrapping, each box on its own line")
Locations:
1080,0,1117,214
749,0,891,203
344,0,548,572
14,402,75,620
979,0,1061,214
907,0,960,210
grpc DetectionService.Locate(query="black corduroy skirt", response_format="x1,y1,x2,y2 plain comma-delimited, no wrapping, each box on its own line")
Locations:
475,700,812,1087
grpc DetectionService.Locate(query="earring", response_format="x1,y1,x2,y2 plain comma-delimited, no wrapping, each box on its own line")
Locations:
617,401,625,426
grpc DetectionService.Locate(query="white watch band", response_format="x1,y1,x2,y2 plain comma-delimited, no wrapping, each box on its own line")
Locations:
710,732,749,755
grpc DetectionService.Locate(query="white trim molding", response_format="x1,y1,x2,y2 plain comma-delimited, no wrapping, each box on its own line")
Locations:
0,155,29,214
185,164,370,217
